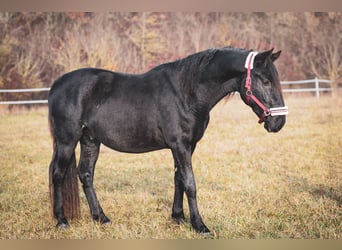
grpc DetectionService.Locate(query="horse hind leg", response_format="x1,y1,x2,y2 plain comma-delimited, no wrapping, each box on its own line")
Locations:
50,142,78,228
78,128,110,224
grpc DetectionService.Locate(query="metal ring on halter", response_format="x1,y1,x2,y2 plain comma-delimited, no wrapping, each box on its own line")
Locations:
246,90,252,96
264,110,271,116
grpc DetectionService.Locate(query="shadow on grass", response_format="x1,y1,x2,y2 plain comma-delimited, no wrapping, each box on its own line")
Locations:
283,174,342,206
310,184,342,207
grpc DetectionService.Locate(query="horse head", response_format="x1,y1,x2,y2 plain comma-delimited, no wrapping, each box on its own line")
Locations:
240,49,288,132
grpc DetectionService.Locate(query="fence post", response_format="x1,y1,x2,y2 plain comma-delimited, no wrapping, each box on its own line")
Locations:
315,77,320,98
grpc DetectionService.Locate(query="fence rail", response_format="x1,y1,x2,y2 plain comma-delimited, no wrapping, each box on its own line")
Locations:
0,78,334,105
280,77,332,98
0,100,48,105
0,87,51,93
0,88,50,105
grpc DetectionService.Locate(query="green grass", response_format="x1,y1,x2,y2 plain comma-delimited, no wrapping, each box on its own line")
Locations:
0,96,341,239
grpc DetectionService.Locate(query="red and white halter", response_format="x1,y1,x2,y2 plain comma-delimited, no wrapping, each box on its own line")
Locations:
244,52,288,124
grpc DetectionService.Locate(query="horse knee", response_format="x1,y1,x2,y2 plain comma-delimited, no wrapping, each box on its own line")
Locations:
176,168,197,198
185,187,196,198
183,180,197,198
79,170,93,187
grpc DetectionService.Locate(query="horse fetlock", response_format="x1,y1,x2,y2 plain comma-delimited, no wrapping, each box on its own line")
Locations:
191,218,210,234
172,211,186,224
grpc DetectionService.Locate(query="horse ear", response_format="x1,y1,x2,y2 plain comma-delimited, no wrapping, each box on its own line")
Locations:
254,48,274,67
271,50,281,62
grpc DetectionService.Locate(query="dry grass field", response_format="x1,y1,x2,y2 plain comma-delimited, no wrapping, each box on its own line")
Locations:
0,95,341,239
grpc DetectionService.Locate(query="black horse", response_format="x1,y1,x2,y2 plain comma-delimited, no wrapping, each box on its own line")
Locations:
48,47,288,234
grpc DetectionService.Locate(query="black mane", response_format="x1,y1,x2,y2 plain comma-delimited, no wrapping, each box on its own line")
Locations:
174,49,218,96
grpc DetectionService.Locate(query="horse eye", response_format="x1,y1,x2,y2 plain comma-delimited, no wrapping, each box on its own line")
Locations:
263,79,271,86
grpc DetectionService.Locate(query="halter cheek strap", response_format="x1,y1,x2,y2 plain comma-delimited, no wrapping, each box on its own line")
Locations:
244,52,259,105
244,51,288,124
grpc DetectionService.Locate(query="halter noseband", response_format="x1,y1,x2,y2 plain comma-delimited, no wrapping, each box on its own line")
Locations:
244,51,288,124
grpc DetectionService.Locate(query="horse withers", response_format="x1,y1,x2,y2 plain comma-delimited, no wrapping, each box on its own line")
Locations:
48,47,287,234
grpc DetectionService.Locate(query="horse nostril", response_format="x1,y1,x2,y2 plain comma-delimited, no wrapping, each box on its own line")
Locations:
266,116,286,133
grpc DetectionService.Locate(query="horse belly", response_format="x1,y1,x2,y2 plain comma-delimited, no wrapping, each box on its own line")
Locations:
88,109,166,153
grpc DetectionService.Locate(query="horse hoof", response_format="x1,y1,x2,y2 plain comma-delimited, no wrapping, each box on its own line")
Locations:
96,214,111,225
101,217,111,225
200,229,211,236
193,223,210,235
56,222,69,229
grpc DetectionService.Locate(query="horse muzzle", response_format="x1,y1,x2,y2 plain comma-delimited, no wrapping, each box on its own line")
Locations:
263,114,286,133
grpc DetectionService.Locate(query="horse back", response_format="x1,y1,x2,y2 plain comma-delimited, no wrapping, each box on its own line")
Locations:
48,68,177,152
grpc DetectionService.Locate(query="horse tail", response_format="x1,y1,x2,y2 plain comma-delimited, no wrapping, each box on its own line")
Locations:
48,110,81,221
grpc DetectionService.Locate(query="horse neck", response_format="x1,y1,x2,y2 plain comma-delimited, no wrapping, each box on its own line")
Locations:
190,61,245,115
175,48,247,117
189,75,241,117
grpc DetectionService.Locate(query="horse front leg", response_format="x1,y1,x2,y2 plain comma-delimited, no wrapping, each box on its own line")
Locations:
172,163,186,223
171,143,210,234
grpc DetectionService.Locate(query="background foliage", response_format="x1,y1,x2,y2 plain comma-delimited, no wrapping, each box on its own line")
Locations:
0,12,341,99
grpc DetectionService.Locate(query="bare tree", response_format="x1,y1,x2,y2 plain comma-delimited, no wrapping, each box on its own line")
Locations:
1,12,341,96
308,13,342,95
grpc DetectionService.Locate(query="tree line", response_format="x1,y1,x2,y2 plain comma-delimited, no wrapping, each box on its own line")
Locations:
0,12,341,101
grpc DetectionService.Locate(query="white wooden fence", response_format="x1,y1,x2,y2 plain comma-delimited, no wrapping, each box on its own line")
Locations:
0,78,334,105
281,77,332,98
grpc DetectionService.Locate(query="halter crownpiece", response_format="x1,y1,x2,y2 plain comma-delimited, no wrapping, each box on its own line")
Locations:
244,51,288,124
244,51,259,70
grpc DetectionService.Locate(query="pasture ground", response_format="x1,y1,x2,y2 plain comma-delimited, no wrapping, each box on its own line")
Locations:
0,95,341,239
